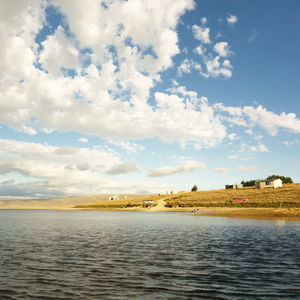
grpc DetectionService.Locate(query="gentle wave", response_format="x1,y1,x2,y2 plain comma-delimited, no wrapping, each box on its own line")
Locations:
0,211,299,299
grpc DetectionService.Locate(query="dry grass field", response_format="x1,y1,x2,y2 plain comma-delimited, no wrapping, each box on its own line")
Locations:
164,184,300,208
74,194,165,209
0,194,141,209
1,184,299,212
74,184,300,210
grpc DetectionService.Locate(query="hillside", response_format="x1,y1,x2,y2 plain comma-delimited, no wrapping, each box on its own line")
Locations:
164,184,300,208
0,194,141,209
74,194,163,209
75,184,300,209
1,184,299,211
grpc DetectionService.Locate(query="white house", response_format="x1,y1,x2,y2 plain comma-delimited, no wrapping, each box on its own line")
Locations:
108,195,119,200
273,179,283,188
255,179,282,189
165,190,178,194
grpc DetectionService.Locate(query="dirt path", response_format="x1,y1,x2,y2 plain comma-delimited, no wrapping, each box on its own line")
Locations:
148,198,167,211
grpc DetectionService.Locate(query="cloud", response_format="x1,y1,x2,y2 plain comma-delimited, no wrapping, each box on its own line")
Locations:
177,58,201,77
106,162,138,175
228,133,238,141
259,145,268,152
148,161,205,177
193,45,206,56
0,0,299,160
215,104,300,135
153,92,226,147
0,138,167,197
237,166,259,172
78,137,88,143
0,181,64,200
249,29,257,42
254,135,263,140
193,41,233,78
213,42,233,57
192,49,233,78
214,167,229,173
39,25,80,77
201,17,207,25
202,55,232,78
77,163,90,171
227,14,238,25
108,140,145,153
243,106,300,135
22,125,38,135
192,24,211,44
250,144,269,152
0,0,233,149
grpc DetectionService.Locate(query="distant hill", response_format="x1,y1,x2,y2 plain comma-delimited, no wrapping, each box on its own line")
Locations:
0,194,141,209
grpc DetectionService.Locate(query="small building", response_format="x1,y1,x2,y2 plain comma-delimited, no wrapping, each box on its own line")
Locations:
143,200,153,207
225,183,243,189
108,195,119,200
255,179,282,189
144,200,153,204
165,190,178,194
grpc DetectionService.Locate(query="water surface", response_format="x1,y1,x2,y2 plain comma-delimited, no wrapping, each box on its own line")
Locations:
0,210,299,299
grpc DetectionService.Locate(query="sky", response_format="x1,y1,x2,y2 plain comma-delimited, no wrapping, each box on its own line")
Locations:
0,0,300,199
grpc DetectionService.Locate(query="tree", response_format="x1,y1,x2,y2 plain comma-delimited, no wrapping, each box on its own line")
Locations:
191,185,198,192
241,175,293,187
266,175,293,184
241,180,256,187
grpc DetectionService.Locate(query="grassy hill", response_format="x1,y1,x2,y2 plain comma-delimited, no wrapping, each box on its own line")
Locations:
75,184,300,209
74,194,162,209
1,184,299,210
164,184,300,208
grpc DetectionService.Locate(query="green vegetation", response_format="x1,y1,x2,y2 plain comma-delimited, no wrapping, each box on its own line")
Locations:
241,174,293,186
191,185,198,192
266,175,293,184
241,180,257,187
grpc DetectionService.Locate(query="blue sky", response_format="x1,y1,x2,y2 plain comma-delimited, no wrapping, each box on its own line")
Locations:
0,0,300,199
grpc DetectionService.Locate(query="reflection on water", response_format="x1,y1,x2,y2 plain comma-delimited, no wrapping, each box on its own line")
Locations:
0,210,299,299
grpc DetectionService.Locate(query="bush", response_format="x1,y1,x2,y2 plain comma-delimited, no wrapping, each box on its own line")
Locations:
241,180,256,187
191,185,198,192
266,175,293,184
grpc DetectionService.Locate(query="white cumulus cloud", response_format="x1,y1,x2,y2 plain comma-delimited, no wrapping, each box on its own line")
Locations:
192,24,211,44
237,166,259,172
0,0,232,149
106,162,138,175
213,42,233,57
78,137,88,143
227,14,238,25
177,58,201,77
148,161,205,177
214,167,229,173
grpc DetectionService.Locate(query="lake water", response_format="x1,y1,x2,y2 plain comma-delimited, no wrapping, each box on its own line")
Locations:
0,210,299,299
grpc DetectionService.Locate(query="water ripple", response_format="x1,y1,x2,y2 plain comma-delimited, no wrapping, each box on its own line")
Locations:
0,211,299,299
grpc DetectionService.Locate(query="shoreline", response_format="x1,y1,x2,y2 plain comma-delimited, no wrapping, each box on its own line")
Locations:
74,207,300,220
1,206,300,220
